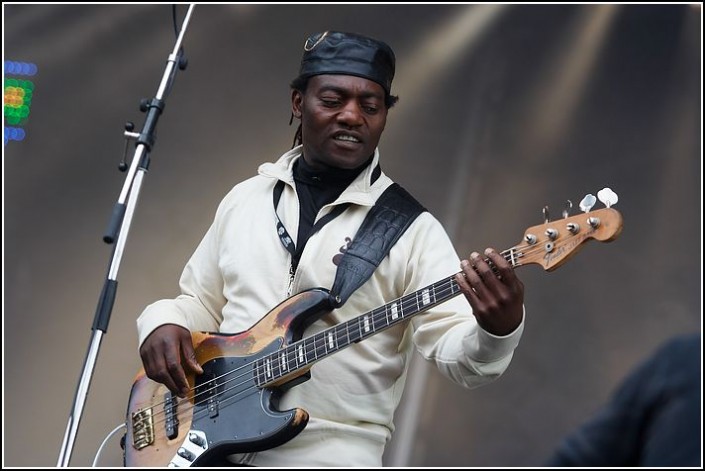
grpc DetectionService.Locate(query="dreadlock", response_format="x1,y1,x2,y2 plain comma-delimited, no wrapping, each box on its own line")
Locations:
292,123,303,149
290,76,308,149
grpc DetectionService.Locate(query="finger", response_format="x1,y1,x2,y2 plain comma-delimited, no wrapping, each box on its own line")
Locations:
140,346,180,396
181,339,203,375
152,359,181,397
473,249,517,299
484,248,519,285
457,258,483,303
466,252,495,298
164,346,190,398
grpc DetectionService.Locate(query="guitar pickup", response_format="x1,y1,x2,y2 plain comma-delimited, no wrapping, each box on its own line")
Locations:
208,396,219,418
164,392,179,440
195,373,220,418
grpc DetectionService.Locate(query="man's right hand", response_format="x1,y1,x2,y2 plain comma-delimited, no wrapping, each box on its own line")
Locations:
139,324,204,398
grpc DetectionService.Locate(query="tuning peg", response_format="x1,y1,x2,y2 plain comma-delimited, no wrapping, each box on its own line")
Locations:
597,187,619,208
562,200,573,219
579,194,596,213
542,206,550,223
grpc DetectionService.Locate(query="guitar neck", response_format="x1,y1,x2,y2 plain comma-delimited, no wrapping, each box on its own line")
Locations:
254,248,522,386
254,205,623,386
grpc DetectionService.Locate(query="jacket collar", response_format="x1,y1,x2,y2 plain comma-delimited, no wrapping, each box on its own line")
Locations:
258,146,384,207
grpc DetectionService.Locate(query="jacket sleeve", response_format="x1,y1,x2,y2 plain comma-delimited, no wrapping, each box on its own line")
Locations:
406,213,525,389
136,201,229,348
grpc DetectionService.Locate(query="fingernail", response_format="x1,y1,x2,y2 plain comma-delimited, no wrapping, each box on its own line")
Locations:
461,259,470,267
484,248,494,256
470,252,480,260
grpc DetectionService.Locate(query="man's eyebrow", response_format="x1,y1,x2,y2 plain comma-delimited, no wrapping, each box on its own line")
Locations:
317,85,384,100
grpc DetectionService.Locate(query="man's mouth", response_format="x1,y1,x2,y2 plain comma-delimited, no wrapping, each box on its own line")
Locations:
333,133,361,143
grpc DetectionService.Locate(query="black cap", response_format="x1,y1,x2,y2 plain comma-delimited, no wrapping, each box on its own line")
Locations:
297,31,396,95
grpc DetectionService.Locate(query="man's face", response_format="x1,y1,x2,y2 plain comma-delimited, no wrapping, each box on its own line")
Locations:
292,74,388,171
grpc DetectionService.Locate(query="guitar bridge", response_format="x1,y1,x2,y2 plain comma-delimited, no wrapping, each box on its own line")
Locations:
131,407,154,450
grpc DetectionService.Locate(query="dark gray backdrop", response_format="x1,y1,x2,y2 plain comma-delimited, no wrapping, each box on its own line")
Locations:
3,4,701,467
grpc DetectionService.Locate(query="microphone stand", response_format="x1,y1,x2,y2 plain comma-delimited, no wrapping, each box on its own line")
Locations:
57,5,196,466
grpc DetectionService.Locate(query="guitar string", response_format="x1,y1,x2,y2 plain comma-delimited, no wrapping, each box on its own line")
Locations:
132,241,558,433
134,274,466,432
134,215,612,436
133,242,557,432
140,214,607,421
131,243,539,432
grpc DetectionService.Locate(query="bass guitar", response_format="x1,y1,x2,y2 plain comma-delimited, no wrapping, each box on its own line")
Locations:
124,191,622,467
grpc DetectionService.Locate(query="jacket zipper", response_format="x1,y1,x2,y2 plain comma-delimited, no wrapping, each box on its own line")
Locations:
286,261,296,298
280,179,298,299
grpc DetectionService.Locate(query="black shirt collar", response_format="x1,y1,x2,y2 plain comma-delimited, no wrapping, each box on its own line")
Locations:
294,155,373,189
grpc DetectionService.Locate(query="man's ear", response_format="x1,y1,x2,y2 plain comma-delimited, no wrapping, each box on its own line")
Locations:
291,90,303,118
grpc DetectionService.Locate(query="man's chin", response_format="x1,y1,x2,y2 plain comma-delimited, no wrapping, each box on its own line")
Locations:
326,150,370,169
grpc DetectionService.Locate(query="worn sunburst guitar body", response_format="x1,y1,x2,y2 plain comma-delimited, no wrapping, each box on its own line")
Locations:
124,204,622,467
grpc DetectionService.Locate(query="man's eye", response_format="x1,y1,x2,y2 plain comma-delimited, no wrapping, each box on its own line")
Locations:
364,106,379,114
321,99,340,107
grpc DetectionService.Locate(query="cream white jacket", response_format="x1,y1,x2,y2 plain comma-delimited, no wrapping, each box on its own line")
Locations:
137,146,524,466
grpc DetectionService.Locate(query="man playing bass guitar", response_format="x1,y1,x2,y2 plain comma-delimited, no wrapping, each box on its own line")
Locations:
134,31,525,467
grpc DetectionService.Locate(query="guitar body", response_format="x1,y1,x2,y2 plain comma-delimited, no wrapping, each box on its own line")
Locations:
124,288,333,467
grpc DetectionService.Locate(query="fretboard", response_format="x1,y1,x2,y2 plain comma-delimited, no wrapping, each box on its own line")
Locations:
253,247,521,387
254,274,464,387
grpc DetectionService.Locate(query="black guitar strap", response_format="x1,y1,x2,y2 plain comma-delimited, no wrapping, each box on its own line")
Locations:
329,183,426,308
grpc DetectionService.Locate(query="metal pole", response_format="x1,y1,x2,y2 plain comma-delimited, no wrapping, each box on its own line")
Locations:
57,5,196,466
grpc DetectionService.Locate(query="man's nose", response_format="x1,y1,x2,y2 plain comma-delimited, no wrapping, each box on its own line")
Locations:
337,101,363,126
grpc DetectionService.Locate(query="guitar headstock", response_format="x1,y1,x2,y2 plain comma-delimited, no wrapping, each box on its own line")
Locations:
512,189,623,271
